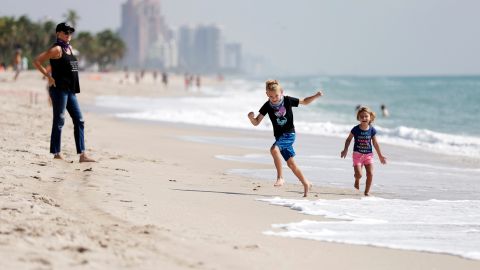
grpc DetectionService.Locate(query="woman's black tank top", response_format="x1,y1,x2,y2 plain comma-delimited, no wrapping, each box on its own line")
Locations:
49,43,80,93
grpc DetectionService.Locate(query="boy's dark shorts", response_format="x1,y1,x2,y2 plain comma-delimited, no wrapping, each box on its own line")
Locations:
272,133,296,161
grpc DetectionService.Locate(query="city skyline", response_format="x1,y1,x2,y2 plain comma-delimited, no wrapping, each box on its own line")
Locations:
1,0,480,76
117,0,242,73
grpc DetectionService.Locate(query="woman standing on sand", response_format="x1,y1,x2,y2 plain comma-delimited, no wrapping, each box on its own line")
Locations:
33,22,95,163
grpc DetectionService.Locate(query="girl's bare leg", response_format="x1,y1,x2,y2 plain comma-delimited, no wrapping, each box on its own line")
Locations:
364,164,374,196
353,165,362,190
270,145,284,186
287,157,311,197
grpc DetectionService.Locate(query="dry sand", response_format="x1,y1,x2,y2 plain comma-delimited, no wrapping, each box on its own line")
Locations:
1,71,479,269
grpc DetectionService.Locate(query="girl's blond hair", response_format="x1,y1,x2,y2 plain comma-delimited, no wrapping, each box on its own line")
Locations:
265,79,282,92
356,106,376,124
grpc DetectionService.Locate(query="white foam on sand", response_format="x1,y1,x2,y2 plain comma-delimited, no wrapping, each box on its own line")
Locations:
259,197,480,260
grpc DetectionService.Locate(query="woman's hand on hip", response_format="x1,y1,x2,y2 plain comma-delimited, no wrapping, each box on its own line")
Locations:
48,76,56,87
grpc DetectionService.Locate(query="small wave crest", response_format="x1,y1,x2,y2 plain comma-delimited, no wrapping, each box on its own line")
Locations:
96,93,480,158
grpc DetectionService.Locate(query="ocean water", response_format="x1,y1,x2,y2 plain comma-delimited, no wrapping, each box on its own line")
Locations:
95,75,480,260
96,76,480,157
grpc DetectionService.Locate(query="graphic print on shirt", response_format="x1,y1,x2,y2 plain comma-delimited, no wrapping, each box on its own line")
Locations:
274,105,287,126
356,131,372,153
70,60,79,72
352,125,376,154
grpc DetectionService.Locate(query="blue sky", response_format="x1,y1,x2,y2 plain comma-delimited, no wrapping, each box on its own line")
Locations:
2,0,479,76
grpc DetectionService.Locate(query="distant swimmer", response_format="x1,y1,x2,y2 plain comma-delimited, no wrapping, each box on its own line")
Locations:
381,104,389,117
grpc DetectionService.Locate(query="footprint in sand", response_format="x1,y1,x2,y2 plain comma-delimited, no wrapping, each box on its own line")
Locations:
32,194,60,207
233,244,260,250
31,161,47,166
26,257,51,266
52,177,64,182
62,246,90,253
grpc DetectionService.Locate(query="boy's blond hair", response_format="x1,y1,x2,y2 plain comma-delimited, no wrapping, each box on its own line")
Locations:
265,79,282,92
356,106,376,124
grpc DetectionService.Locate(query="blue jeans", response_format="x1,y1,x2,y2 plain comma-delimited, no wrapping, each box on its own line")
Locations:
273,133,296,161
49,88,85,154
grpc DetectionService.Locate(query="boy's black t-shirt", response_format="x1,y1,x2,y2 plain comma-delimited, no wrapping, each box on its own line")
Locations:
259,96,299,139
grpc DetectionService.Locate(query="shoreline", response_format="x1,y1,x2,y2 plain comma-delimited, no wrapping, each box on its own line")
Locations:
1,71,479,269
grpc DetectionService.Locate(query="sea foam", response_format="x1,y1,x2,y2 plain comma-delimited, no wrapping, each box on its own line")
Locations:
259,197,480,260
96,93,480,158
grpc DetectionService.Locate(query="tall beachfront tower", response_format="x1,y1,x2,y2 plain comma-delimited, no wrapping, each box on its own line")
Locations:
193,24,223,73
178,24,224,73
119,0,169,68
224,42,242,72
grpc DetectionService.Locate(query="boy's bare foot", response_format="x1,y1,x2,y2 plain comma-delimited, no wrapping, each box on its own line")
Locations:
79,154,96,163
354,180,360,190
274,178,285,187
302,182,312,197
364,192,369,196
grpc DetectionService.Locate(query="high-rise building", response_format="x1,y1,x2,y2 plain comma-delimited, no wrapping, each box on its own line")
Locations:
193,25,223,73
177,25,195,70
224,43,242,72
119,0,169,68
177,24,224,73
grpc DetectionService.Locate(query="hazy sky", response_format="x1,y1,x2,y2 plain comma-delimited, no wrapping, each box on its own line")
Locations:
2,0,480,76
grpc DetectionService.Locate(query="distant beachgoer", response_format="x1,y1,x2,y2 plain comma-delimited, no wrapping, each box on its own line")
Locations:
12,48,22,81
124,66,129,82
161,71,168,88
22,56,28,70
33,22,95,163
152,70,158,83
184,73,190,90
248,79,323,197
340,106,387,196
355,104,362,111
195,75,201,89
135,72,140,84
381,104,390,117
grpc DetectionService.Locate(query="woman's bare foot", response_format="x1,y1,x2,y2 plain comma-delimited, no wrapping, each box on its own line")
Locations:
274,178,285,187
79,153,96,163
53,154,64,160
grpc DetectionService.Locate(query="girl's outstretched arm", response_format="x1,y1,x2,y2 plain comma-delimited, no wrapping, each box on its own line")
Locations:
341,133,354,158
248,112,264,126
299,90,323,105
372,136,387,164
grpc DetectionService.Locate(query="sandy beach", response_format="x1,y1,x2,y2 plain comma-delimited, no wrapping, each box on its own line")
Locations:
1,70,479,269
